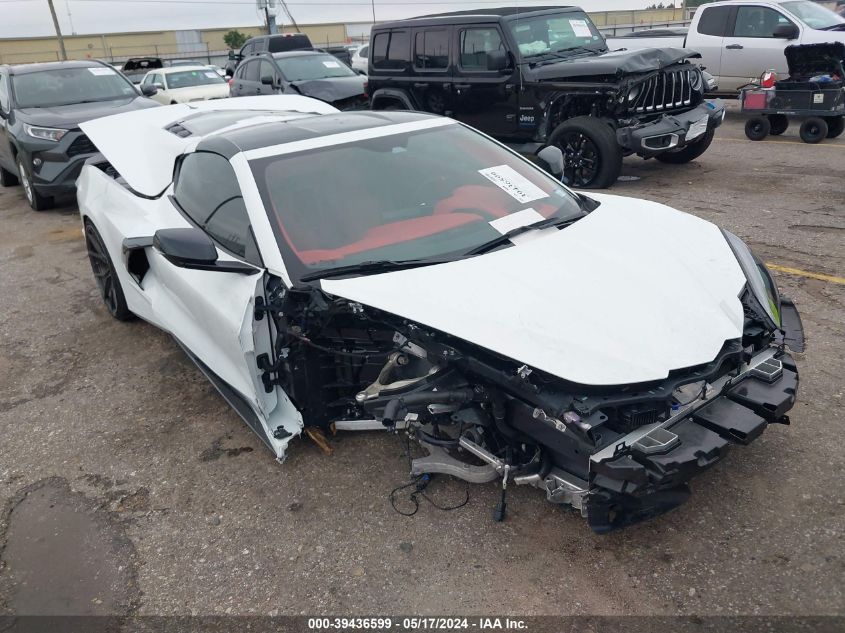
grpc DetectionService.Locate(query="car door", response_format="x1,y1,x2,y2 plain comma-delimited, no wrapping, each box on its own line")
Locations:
148,151,297,452
688,4,734,85
0,71,13,173
258,58,279,95
234,59,261,96
451,24,520,138
409,27,453,115
720,5,797,89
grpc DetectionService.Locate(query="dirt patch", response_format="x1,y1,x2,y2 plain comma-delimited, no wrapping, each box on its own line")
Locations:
199,435,254,462
0,478,140,616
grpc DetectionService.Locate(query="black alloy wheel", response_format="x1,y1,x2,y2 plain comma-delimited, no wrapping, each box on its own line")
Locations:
84,221,133,321
559,130,601,187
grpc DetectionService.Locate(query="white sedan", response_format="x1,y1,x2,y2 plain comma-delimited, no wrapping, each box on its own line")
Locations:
139,65,230,104
77,96,804,533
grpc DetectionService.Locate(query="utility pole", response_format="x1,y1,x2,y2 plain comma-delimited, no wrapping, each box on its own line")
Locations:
371,0,376,23
47,0,67,60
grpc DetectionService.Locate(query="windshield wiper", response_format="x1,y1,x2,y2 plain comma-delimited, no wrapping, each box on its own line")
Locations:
462,215,579,257
820,23,845,31
300,257,453,282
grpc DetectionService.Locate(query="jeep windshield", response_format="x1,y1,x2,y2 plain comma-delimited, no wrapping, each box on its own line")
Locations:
508,11,607,59
250,119,584,282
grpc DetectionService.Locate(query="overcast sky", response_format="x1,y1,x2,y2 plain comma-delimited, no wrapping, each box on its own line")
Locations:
5,0,660,38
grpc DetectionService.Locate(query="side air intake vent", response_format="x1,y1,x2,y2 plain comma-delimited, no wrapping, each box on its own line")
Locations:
165,122,192,138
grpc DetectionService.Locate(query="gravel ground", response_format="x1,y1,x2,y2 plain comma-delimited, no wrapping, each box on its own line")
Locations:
0,105,843,617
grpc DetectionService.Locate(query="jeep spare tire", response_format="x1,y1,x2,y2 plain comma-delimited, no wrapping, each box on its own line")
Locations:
548,117,622,189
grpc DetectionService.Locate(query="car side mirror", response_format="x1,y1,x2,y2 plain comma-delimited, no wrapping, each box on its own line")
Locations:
487,49,513,73
153,228,258,274
536,145,564,178
140,84,158,96
260,75,274,85
773,24,798,39
228,50,236,60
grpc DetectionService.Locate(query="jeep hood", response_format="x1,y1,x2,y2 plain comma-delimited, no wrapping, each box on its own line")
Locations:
530,47,700,80
321,193,746,386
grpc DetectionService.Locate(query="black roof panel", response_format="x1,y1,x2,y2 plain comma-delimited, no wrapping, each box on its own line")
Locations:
198,110,439,154
375,5,579,29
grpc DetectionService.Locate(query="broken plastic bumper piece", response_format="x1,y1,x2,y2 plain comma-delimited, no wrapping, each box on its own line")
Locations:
586,352,798,534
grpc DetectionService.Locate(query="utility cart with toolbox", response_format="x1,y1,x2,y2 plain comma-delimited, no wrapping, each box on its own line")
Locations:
742,42,845,143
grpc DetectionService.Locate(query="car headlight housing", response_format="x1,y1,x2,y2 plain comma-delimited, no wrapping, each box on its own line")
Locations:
627,84,642,103
690,68,703,92
722,230,781,328
23,124,69,142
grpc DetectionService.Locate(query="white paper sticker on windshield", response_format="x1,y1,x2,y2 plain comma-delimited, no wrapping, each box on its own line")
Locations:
88,67,116,76
204,71,218,78
478,165,548,204
488,207,545,235
322,60,340,68
569,19,593,38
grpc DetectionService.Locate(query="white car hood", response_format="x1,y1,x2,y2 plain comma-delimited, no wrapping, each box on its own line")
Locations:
321,194,747,386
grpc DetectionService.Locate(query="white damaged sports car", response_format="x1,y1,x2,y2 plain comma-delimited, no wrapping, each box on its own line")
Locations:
77,96,804,532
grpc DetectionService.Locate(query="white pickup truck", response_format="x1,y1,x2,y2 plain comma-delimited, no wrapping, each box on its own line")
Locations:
606,0,845,92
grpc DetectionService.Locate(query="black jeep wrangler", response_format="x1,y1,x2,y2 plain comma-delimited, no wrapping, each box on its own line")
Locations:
367,6,725,188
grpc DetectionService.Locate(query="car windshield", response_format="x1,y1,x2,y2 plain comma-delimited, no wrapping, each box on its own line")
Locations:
12,67,137,108
508,11,607,58
275,54,356,81
250,119,584,281
782,1,845,28
165,69,225,88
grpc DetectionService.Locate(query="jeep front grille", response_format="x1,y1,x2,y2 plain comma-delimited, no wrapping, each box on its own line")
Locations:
631,68,695,113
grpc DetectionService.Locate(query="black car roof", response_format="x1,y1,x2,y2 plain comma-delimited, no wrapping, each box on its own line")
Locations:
6,59,109,75
374,5,578,28
196,110,439,156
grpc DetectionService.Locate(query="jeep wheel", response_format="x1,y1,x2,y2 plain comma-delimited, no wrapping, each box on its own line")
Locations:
655,129,715,165
549,117,622,189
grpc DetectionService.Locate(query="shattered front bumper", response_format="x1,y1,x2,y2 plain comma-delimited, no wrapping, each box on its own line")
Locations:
616,100,726,157
585,347,798,533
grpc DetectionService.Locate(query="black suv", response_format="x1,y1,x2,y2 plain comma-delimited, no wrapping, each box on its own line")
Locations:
368,6,725,187
230,51,368,110
0,60,159,210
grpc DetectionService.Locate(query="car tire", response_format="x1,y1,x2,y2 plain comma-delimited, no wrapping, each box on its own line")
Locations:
767,114,789,136
744,117,770,141
17,157,53,211
548,116,622,189
84,220,134,321
654,128,715,165
0,165,19,187
825,116,844,139
799,117,828,144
